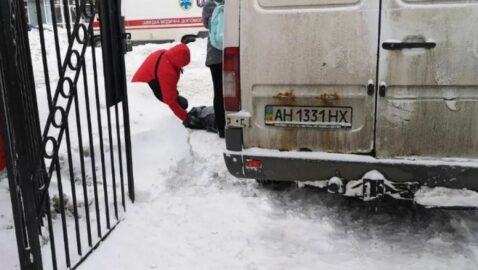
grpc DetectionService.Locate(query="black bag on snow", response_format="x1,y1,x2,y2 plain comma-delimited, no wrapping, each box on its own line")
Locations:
183,106,217,133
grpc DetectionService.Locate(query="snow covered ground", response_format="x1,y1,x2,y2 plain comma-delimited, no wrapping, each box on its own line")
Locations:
1,32,478,270
0,172,17,269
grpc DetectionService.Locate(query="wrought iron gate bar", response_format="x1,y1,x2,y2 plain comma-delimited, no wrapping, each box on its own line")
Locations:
45,10,80,259
34,0,53,110
62,0,73,40
65,121,83,256
37,2,96,267
48,0,64,74
30,2,84,268
54,158,71,268
81,55,103,239
90,24,112,230
41,0,90,134
46,199,59,270
98,0,136,203
106,101,119,220
37,1,96,214
72,51,93,250
0,0,45,268
114,104,127,211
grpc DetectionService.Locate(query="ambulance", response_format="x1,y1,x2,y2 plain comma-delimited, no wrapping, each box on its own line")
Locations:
121,0,206,44
223,0,478,201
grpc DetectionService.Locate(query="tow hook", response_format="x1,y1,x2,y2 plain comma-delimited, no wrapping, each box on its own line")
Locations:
360,179,420,201
362,178,385,201
343,171,420,201
327,177,345,194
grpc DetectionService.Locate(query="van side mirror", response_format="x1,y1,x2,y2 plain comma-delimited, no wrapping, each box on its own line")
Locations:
181,34,198,44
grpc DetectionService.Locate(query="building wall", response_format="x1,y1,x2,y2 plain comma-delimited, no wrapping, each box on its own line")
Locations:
26,0,53,26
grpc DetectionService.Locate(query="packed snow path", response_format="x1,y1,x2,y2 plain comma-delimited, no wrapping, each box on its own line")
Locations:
79,129,478,270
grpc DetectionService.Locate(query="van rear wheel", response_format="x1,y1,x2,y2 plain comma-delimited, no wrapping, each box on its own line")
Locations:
256,179,295,190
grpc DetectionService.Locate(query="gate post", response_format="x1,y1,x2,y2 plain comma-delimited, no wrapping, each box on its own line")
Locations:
99,0,135,202
0,0,45,269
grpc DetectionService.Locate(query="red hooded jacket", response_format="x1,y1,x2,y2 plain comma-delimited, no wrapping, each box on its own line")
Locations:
132,44,191,120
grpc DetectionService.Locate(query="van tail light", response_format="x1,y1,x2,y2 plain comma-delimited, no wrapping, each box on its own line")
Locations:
245,159,263,169
223,47,240,112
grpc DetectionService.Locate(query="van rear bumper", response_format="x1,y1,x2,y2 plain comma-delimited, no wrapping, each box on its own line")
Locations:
224,148,478,192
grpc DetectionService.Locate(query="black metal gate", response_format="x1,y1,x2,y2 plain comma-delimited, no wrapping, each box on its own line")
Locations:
0,0,134,269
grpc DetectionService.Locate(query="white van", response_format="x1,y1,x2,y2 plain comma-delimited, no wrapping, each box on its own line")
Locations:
223,0,478,200
96,0,206,44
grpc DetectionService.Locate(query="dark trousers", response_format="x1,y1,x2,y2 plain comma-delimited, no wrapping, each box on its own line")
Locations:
209,63,225,132
148,80,188,110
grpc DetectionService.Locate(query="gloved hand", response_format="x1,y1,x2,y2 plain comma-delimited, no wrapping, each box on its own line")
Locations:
183,113,202,129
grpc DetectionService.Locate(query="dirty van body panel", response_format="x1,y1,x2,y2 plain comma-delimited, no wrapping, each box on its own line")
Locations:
224,0,478,192
376,0,478,158
240,0,380,153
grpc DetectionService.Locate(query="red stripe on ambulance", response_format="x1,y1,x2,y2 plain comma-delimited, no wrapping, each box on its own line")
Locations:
125,25,204,30
93,17,203,30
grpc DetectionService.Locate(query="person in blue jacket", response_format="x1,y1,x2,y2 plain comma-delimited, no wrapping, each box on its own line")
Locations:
202,0,225,138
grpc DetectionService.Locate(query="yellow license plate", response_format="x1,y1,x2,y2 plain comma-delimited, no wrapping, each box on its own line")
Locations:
265,106,352,128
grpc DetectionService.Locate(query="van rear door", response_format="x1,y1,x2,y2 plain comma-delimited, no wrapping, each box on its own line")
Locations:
376,0,478,158
240,0,380,153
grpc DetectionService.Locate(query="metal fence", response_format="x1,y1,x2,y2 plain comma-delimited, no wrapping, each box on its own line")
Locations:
0,0,134,269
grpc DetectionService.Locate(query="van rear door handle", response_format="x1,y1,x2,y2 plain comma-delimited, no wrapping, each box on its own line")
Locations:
382,42,436,50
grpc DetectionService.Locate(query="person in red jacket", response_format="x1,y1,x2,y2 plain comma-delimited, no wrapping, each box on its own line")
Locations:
132,44,193,122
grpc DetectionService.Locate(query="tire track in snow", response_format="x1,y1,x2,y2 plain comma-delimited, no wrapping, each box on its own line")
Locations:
154,129,478,269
